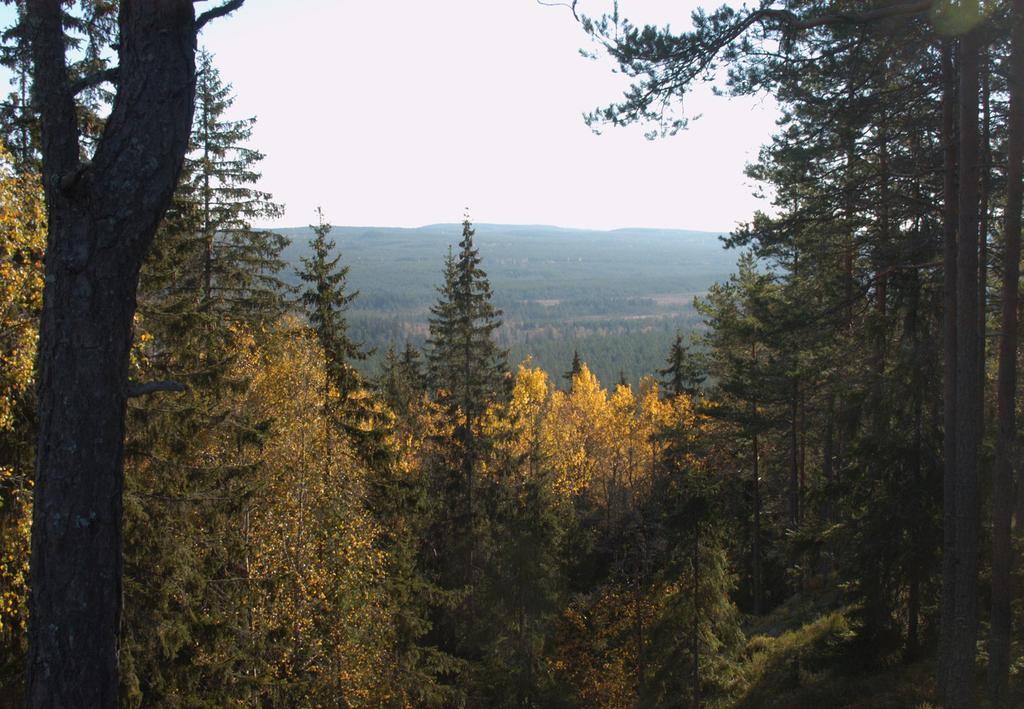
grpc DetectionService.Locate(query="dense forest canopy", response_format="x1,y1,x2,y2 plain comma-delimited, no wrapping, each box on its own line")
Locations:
0,0,1022,707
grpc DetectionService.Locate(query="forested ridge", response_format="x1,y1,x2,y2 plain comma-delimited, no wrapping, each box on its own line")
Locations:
0,0,1023,707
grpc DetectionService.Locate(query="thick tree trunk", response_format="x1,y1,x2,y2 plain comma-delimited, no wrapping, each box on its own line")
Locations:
946,26,982,709
26,2,197,705
988,0,1023,700
28,235,139,705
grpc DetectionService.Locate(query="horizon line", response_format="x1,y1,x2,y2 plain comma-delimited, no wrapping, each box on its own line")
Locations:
257,221,733,234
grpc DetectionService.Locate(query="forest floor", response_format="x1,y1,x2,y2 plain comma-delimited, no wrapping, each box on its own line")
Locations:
729,594,940,708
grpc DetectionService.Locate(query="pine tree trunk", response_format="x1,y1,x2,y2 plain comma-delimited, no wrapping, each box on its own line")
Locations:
691,514,700,709
946,26,983,709
907,264,923,661
988,0,1023,700
28,225,138,705
26,2,197,704
822,393,834,526
978,63,991,437
789,381,799,529
939,38,959,701
751,342,763,616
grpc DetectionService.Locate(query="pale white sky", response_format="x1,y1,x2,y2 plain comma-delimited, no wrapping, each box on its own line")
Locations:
198,0,779,232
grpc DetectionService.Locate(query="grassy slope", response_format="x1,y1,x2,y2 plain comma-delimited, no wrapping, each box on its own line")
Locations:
726,598,939,709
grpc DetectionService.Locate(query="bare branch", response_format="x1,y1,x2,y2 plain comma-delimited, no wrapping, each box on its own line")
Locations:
536,0,579,22
127,380,187,398
196,0,245,32
69,66,119,95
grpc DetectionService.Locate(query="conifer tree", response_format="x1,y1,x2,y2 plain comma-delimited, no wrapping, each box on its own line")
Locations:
401,341,427,391
658,332,705,398
378,341,426,417
564,349,583,387
297,208,367,398
421,216,510,683
428,219,508,407
427,216,509,529
149,48,288,329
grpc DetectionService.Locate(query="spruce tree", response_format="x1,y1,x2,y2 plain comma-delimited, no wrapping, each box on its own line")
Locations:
378,341,426,417
423,217,509,672
142,49,287,331
564,349,582,387
658,332,705,398
297,208,367,398
428,220,508,408
295,208,390,471
427,217,509,504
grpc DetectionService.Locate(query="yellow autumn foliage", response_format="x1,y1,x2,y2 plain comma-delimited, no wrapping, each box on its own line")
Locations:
540,364,614,498
481,360,551,482
0,148,43,645
0,148,44,434
239,318,393,705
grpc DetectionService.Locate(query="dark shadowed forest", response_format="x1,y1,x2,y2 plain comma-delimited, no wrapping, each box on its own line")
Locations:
0,1,1023,708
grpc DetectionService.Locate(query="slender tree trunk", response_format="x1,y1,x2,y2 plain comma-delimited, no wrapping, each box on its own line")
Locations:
946,26,982,709
939,38,959,700
751,343,763,616
823,393,835,526
26,2,197,705
907,265,924,661
789,380,799,529
203,95,214,303
691,514,700,709
978,63,991,437
463,336,475,580
989,0,1023,700
635,570,645,697
907,398,922,660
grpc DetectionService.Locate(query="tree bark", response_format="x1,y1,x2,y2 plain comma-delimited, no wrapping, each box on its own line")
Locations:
988,0,1023,700
691,514,700,709
946,25,982,709
977,62,990,437
939,38,958,701
789,380,800,529
26,2,198,705
751,343,763,616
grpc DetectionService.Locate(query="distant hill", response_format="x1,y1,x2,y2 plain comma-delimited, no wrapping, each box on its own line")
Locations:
275,223,739,387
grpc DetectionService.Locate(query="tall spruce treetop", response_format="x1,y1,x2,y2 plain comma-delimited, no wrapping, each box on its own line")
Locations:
564,349,583,385
152,48,287,327
427,217,509,417
659,332,705,397
175,50,288,323
297,208,367,397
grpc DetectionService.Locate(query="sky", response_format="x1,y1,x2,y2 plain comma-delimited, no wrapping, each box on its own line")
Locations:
196,0,780,232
